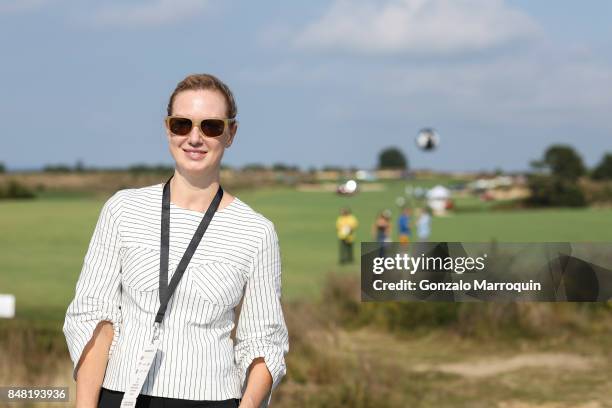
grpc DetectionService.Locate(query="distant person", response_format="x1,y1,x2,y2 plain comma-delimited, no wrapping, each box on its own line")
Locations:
416,207,432,241
373,210,392,256
336,207,359,264
397,207,412,244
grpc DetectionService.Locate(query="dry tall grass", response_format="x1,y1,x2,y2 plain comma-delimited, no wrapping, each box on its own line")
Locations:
1,273,611,407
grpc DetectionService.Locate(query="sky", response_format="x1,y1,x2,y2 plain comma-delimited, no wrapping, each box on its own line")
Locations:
1,0,611,172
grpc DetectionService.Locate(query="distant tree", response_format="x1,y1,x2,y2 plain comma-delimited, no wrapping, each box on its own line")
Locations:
592,153,612,180
378,147,408,170
128,163,173,173
43,164,72,172
526,175,586,207
526,144,587,207
539,145,585,181
272,163,299,172
75,159,85,172
128,163,150,173
242,163,268,171
0,162,5,173
0,179,36,199
321,165,343,172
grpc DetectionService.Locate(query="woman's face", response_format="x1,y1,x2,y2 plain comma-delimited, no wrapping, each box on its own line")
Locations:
166,89,236,177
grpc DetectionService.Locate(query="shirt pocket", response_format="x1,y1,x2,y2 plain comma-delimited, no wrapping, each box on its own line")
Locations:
187,261,248,307
121,245,164,292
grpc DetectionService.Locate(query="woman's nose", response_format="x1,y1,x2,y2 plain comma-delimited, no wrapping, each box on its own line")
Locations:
188,125,203,143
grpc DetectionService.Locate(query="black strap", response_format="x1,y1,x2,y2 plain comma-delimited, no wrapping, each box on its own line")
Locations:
155,174,224,324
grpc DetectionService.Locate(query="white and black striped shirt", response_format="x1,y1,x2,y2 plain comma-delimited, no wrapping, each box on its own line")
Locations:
62,182,289,407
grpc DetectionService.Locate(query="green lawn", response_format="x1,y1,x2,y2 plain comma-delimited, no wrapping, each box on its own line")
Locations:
1,180,612,322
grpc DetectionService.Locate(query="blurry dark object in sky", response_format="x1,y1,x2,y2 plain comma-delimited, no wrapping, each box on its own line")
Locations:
416,128,440,151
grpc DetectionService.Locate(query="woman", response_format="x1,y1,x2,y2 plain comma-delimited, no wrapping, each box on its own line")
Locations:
372,210,392,257
372,210,392,243
63,74,289,408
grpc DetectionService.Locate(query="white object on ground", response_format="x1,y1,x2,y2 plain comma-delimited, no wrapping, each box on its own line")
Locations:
0,294,15,318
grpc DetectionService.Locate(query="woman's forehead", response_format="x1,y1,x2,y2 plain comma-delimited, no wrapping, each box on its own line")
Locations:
172,89,227,116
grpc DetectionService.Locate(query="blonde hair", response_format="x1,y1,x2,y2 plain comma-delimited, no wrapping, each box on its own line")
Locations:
167,73,237,118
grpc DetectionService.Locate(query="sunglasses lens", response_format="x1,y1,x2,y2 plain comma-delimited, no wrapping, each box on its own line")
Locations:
201,119,226,137
168,117,192,135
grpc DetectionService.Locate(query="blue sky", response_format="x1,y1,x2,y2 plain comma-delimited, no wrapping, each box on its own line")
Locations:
1,0,611,172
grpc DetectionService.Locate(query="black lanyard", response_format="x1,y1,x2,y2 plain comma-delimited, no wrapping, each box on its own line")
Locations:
154,174,224,325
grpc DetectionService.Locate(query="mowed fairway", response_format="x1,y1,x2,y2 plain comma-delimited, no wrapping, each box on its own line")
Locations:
1,180,612,322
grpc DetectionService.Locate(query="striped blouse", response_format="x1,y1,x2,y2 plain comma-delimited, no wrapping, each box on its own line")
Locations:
62,182,289,407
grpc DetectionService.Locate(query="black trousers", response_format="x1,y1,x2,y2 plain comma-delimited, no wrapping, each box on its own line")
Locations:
98,387,241,408
339,239,354,264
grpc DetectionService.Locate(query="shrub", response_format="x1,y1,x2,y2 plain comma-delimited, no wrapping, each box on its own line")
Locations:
0,179,36,199
579,179,612,203
317,271,611,339
592,153,612,180
525,175,586,207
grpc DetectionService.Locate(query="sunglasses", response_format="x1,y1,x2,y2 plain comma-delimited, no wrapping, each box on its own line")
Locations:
165,116,236,137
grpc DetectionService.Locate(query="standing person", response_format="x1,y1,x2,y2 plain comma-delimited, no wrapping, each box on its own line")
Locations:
63,73,289,408
397,207,412,245
372,210,392,256
336,207,358,264
416,207,433,242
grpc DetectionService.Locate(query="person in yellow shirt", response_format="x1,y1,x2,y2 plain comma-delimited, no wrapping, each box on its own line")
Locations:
336,207,359,264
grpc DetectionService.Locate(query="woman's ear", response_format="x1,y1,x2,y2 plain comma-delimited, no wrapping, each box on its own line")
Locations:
226,122,238,148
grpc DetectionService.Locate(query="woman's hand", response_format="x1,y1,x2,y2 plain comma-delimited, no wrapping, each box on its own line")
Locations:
239,357,272,408
75,321,114,408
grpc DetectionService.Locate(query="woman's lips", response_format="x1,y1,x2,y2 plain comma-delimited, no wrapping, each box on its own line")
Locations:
183,149,207,160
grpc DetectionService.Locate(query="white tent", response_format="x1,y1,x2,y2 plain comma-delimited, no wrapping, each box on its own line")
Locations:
426,185,451,214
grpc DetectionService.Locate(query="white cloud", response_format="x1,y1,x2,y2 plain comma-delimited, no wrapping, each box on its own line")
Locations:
240,44,612,131
374,54,612,128
0,0,51,13
293,0,541,55
91,0,208,27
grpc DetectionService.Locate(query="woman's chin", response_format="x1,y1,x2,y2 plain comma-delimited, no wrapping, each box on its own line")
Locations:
177,159,216,174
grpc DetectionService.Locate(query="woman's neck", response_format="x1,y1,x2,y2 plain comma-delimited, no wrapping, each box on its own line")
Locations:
170,168,221,212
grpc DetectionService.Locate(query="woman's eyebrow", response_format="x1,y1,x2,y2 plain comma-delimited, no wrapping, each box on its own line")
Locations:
171,114,227,119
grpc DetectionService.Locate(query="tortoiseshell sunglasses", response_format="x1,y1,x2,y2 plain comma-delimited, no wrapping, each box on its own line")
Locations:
165,116,236,137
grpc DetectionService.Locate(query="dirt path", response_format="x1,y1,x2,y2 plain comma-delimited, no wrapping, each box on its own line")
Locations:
412,352,595,378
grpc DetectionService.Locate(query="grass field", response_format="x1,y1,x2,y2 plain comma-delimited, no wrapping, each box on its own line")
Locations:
1,180,612,322
1,180,612,407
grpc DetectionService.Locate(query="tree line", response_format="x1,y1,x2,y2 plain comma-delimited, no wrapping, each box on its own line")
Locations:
376,145,612,181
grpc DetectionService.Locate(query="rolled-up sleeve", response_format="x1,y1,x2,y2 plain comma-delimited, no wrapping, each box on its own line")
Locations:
62,193,123,381
234,221,290,407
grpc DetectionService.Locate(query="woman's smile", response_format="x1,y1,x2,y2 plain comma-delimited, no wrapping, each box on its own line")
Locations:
183,148,207,160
